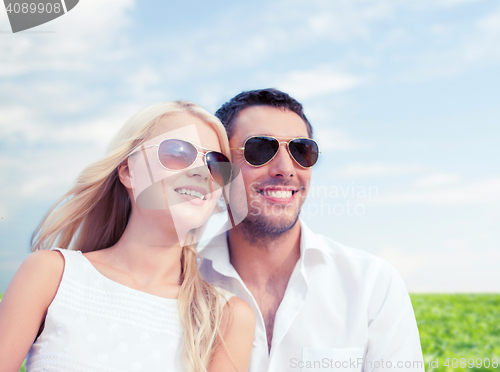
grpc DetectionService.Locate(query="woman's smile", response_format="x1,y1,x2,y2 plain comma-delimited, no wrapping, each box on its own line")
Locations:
173,184,210,205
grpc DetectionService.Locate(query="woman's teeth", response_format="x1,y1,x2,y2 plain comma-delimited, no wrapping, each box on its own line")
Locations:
260,190,293,198
175,188,206,200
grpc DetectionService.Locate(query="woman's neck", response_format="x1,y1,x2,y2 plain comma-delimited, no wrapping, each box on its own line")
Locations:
99,209,185,291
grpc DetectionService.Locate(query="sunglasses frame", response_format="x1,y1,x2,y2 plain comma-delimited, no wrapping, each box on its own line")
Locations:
231,135,321,168
130,138,230,186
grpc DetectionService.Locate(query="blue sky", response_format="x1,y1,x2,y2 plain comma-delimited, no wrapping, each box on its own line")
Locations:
1,0,499,292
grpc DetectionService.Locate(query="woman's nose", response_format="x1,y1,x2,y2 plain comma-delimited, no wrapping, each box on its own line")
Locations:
186,153,210,181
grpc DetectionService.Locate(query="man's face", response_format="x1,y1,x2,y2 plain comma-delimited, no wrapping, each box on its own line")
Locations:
229,105,312,236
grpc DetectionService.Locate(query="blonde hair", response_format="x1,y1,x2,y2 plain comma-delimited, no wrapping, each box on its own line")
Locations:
31,101,231,372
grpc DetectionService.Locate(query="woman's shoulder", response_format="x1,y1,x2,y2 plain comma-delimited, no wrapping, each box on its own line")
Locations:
22,249,65,279
211,286,254,319
20,250,65,293
2,250,65,315
219,292,255,337
212,286,235,302
210,293,255,372
225,296,255,320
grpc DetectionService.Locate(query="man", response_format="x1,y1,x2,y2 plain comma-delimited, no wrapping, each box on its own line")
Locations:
199,88,424,371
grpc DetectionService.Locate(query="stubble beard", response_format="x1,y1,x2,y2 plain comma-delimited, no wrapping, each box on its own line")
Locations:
239,190,306,245
240,210,301,244
228,178,308,245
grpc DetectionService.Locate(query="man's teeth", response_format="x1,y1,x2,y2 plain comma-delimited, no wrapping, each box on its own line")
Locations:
260,190,293,198
176,188,206,200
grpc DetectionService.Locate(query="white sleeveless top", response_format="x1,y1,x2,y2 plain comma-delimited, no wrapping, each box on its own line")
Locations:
25,248,233,372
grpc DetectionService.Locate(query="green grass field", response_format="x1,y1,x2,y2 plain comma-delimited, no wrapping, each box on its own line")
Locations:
410,294,500,371
1,293,499,371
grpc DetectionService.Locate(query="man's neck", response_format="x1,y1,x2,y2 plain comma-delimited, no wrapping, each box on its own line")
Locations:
227,221,301,352
228,221,301,284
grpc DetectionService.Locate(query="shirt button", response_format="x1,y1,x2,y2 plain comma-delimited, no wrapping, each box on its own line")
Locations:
253,339,259,347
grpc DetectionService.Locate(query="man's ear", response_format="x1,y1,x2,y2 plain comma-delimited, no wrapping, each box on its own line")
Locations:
118,159,133,189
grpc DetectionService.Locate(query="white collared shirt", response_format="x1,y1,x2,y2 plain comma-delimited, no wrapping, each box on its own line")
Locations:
199,220,424,372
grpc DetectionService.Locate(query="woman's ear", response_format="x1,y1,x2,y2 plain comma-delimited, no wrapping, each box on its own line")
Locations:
118,159,133,189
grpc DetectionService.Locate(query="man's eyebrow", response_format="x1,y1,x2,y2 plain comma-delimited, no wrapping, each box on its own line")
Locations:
241,134,309,142
243,134,269,140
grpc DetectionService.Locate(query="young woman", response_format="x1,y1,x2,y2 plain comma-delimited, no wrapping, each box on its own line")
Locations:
0,101,255,372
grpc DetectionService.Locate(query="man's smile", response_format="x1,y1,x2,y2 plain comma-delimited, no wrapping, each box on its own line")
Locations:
255,186,299,203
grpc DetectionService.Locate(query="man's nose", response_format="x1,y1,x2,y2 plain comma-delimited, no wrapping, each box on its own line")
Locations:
268,142,295,179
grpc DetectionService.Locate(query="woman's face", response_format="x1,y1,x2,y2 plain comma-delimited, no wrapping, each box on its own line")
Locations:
127,113,224,243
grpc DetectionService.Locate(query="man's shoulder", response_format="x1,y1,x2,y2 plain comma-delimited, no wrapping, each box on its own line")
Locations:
317,234,383,264
302,224,401,282
307,230,411,310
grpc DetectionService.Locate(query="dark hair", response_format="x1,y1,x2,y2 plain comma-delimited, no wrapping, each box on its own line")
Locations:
215,88,313,140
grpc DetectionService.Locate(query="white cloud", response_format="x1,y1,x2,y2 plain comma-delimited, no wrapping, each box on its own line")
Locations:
152,14,289,82
0,106,146,213
0,107,39,141
477,8,500,31
0,0,140,166
196,84,229,113
0,0,134,76
443,237,469,250
0,106,143,212
305,0,394,42
333,163,424,179
314,128,360,152
462,7,500,63
376,177,500,205
0,102,149,215
378,245,500,292
0,80,102,118
145,0,396,83
395,5,500,82
435,0,481,7
0,102,139,146
429,24,452,36
126,66,164,101
410,0,482,10
377,28,412,50
277,67,362,100
416,174,459,188
53,106,141,147
0,150,85,204
377,246,427,278
18,175,57,199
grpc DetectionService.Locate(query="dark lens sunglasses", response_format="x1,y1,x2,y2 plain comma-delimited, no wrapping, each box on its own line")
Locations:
231,136,320,168
131,139,232,187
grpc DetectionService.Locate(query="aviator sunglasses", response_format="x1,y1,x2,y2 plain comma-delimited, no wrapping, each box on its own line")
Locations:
131,139,232,187
231,136,320,168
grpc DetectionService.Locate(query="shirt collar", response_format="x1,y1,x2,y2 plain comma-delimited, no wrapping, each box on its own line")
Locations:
198,226,238,278
198,218,331,275
298,218,329,257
